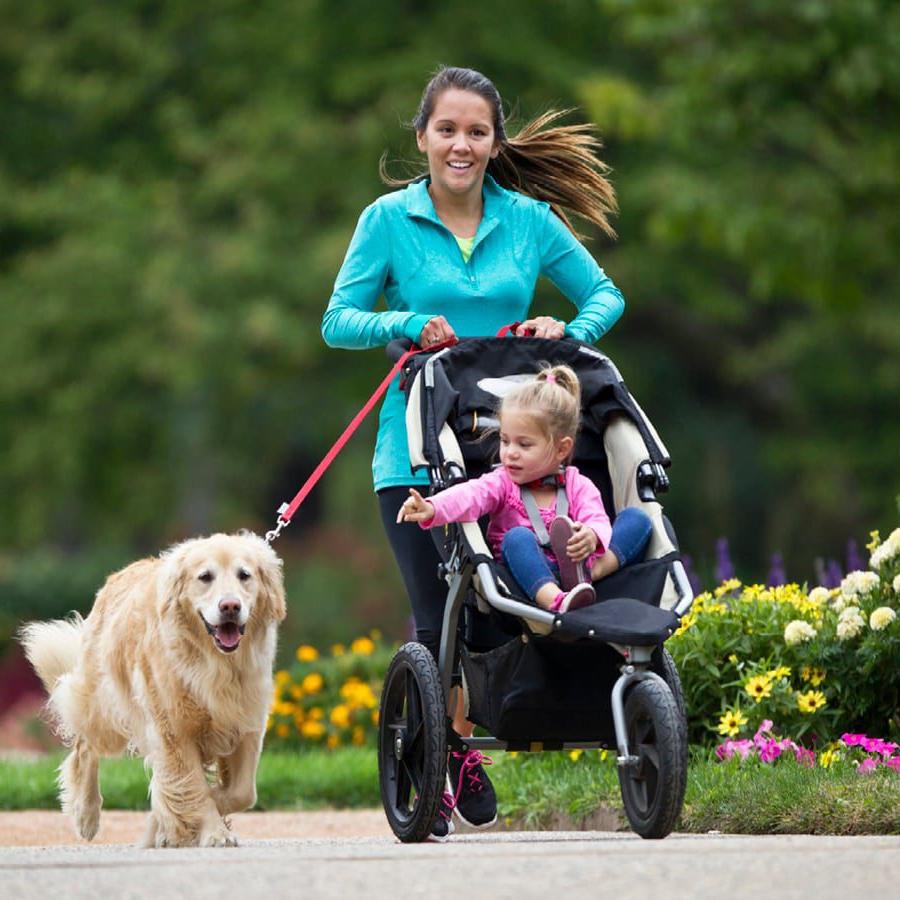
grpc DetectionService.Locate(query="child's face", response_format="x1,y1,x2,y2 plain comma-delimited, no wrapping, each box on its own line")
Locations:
499,408,572,485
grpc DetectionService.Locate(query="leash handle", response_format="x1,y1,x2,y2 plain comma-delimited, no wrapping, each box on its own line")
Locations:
265,337,457,543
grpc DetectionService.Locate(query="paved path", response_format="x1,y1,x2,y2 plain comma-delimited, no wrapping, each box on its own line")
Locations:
0,814,898,900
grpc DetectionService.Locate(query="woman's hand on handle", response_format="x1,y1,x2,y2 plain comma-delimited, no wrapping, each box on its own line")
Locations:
396,488,436,524
515,316,566,340
418,316,457,348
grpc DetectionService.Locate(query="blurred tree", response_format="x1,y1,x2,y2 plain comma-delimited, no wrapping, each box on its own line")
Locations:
0,0,896,592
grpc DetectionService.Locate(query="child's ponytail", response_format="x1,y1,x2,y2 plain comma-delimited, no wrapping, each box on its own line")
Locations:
501,363,582,450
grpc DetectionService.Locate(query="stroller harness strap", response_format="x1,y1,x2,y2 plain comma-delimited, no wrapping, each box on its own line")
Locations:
520,483,569,548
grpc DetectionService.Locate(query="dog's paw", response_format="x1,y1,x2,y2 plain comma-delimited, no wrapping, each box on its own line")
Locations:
75,801,101,842
199,819,238,848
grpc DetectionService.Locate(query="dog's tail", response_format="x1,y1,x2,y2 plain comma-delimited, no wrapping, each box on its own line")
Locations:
18,614,84,693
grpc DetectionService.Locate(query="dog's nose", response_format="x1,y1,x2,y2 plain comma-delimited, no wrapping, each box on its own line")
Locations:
218,597,242,618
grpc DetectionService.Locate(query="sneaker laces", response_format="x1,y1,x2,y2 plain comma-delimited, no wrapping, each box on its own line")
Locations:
452,750,493,805
438,791,455,822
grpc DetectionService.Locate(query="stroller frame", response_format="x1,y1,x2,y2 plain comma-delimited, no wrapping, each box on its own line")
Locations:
377,337,694,842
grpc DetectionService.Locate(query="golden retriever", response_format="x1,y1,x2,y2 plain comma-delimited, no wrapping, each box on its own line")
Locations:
19,532,286,848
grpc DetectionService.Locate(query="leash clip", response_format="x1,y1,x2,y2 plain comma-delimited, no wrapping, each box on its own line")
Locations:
265,503,291,544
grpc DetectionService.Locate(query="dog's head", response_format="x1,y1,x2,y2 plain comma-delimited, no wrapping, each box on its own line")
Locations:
157,532,286,655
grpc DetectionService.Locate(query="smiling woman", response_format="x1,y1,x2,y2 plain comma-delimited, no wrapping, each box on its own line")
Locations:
320,64,627,841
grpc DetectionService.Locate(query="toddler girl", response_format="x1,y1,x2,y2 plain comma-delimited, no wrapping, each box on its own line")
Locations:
398,364,652,613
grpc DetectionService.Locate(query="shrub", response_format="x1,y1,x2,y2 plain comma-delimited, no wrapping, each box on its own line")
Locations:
670,527,900,746
265,632,394,750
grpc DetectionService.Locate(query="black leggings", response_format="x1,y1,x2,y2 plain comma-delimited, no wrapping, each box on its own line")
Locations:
377,486,445,663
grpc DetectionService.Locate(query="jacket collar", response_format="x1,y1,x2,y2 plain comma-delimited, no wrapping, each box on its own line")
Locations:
405,175,508,248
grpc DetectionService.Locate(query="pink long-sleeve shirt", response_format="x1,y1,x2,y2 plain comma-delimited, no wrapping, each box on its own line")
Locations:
421,465,612,568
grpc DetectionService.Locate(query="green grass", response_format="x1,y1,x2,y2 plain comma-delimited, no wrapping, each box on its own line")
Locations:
3,748,899,834
0,749,379,812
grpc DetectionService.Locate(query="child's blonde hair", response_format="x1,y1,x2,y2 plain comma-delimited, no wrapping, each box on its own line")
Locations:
500,364,582,449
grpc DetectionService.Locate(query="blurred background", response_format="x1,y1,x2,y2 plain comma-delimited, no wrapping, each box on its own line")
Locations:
2,0,898,726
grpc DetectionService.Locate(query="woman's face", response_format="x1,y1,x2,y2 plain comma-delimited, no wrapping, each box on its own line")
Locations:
416,88,500,203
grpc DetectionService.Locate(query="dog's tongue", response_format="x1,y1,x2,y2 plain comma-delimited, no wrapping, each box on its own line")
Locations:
216,622,241,648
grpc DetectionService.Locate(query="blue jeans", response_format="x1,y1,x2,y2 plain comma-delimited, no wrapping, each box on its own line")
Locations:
500,507,653,601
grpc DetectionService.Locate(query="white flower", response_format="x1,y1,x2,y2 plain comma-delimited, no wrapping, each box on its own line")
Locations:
836,607,865,641
808,586,832,606
784,619,817,645
840,570,881,597
870,528,900,569
830,594,852,614
869,607,897,631
893,573,900,595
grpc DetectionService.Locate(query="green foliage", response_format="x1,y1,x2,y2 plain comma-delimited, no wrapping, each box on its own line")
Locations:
670,526,900,744
1,0,898,591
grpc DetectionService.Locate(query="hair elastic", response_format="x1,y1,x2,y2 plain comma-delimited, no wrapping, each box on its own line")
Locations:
545,373,557,384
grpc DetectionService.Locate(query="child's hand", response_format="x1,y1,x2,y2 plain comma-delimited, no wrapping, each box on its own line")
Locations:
566,521,598,562
396,488,435,524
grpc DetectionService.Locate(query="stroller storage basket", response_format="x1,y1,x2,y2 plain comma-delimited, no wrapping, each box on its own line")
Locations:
460,637,622,745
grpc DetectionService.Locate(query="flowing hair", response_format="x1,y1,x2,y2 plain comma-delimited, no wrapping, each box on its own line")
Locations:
380,66,617,240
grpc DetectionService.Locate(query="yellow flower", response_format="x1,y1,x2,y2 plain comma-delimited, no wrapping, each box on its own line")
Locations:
275,669,291,685
371,709,380,726
351,726,365,746
296,645,319,662
819,746,840,768
767,666,791,681
326,733,340,749
289,685,305,700
275,723,289,739
301,720,326,739
744,676,772,703
796,690,827,714
309,706,324,720
331,643,346,657
599,749,609,762
800,666,826,687
302,672,324,694
866,530,881,553
330,704,351,728
714,578,742,598
369,628,382,641
569,749,584,761
350,636,375,656
728,654,739,664
717,709,748,737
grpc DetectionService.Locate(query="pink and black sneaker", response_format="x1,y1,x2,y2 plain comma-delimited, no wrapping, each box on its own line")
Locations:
447,750,497,829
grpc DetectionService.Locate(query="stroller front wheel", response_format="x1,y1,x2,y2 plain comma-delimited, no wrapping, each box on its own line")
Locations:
377,642,447,842
618,677,687,839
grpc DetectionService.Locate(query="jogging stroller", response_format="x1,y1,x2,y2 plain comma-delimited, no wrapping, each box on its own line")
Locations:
377,335,694,841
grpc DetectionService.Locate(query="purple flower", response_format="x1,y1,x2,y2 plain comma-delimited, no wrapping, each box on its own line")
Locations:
846,539,864,573
823,559,843,589
715,538,735,583
766,553,786,587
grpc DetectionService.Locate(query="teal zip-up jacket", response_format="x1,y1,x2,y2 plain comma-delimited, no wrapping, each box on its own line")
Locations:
321,176,625,491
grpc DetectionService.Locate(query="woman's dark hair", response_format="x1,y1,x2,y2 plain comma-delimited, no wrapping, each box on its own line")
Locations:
380,66,617,240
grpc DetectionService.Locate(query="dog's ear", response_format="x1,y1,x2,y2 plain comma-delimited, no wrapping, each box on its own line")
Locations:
256,546,287,623
157,540,191,618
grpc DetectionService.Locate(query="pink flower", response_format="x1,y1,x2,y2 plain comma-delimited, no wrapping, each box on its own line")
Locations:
857,757,878,774
841,733,867,747
758,739,784,763
795,747,817,767
716,739,753,761
883,756,900,772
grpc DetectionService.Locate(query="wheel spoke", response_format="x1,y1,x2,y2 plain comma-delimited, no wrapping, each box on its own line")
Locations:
640,742,661,774
395,760,413,812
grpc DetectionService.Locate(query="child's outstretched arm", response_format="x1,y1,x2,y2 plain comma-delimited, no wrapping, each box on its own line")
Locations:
397,488,435,524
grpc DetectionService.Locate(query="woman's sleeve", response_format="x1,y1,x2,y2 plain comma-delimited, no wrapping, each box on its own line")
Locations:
570,471,613,553
539,207,625,343
321,203,431,349
420,470,507,528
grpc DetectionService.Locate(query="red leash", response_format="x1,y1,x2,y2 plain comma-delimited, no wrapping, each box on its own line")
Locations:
264,338,458,543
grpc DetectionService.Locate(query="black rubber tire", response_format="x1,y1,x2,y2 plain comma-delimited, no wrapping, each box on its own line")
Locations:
617,677,687,839
653,647,688,746
377,642,447,842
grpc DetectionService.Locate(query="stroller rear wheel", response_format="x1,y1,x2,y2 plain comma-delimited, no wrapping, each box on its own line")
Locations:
377,642,447,842
618,677,687,839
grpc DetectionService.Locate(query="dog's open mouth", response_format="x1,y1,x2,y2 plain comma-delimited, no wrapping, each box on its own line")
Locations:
199,613,246,653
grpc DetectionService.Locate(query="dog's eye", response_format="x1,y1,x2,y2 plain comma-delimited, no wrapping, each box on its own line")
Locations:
198,571,214,584
237,568,252,582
